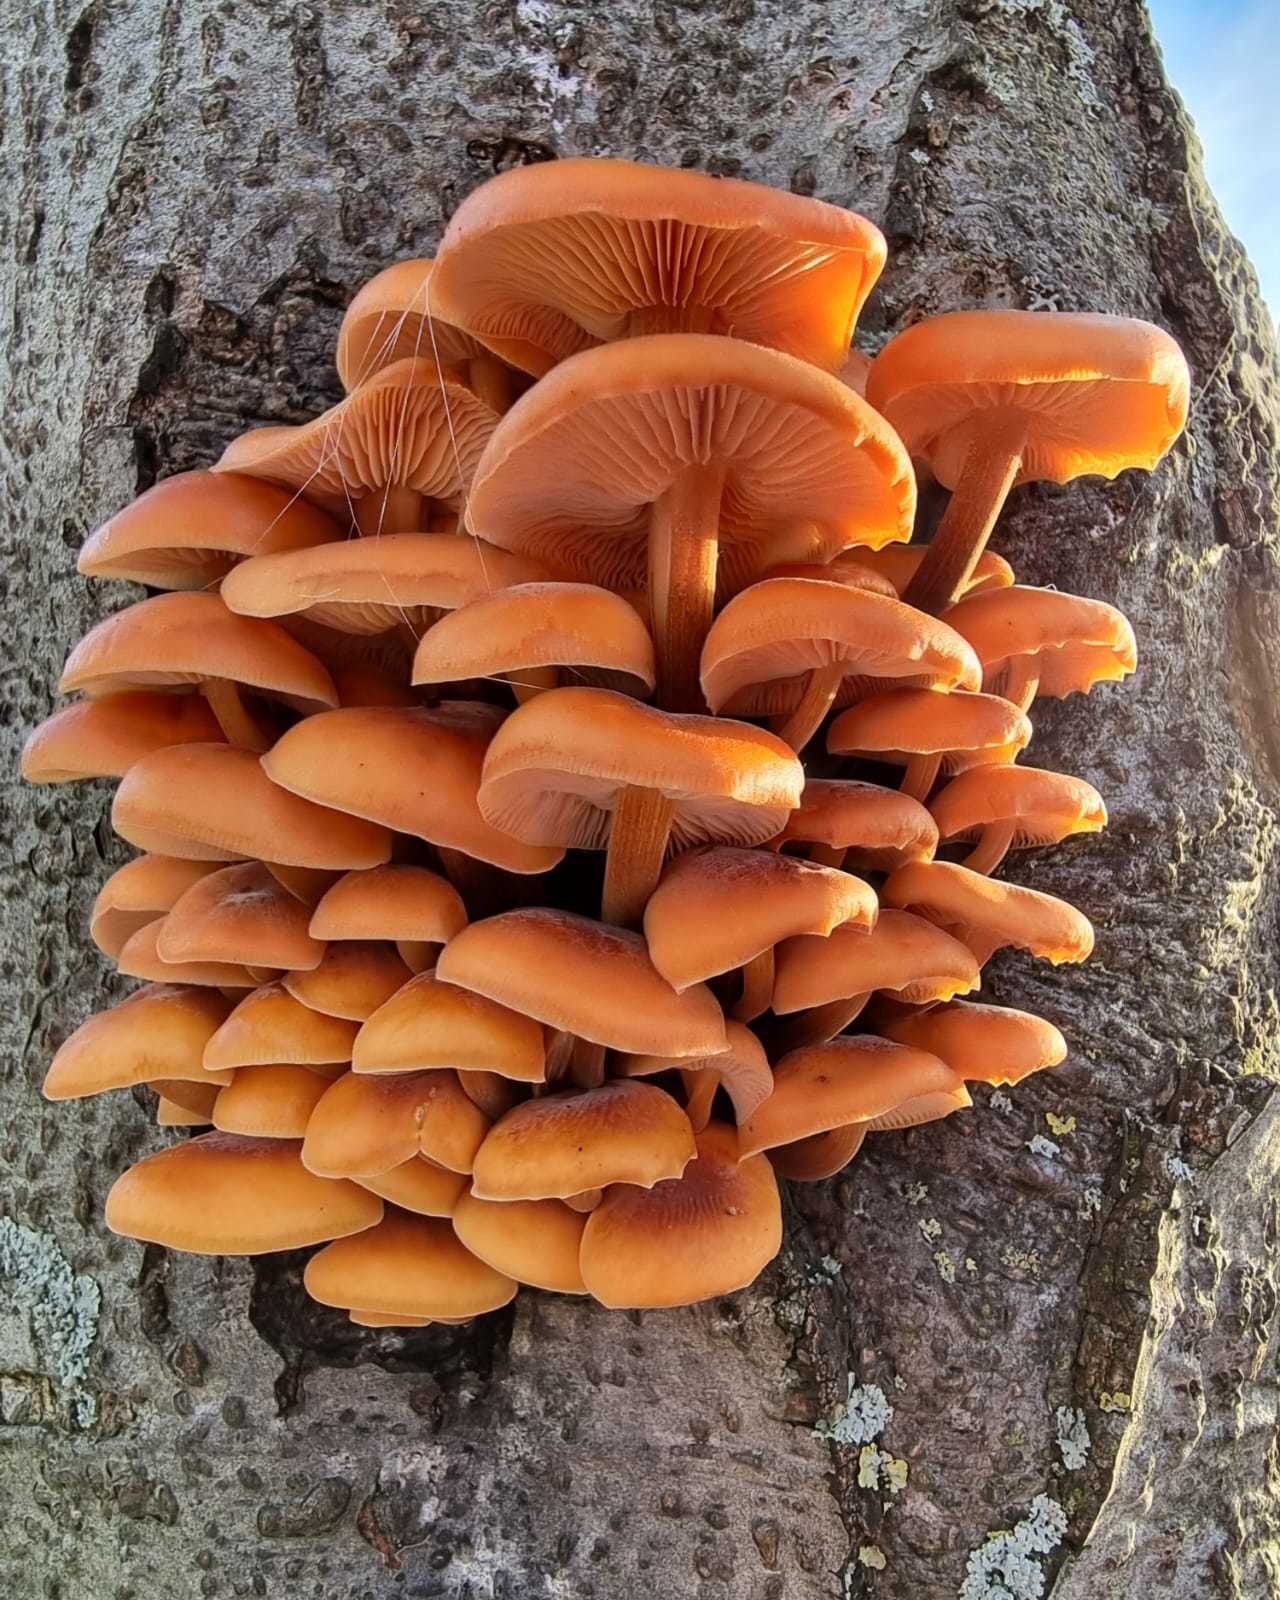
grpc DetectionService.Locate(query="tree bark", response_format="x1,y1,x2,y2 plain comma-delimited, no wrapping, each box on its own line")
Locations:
3,2,1278,1597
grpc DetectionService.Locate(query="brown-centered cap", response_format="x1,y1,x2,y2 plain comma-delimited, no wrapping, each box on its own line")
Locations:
90,856,223,960
881,861,1095,965
353,971,546,1082
644,845,876,991
881,1001,1067,1086
777,779,939,872
942,586,1137,699
263,702,563,874
154,862,326,972
579,1121,782,1307
302,1069,490,1177
464,334,915,595
303,1208,516,1318
437,908,726,1057
865,310,1190,488
113,744,392,868
833,546,1014,598
452,1191,588,1293
283,941,412,1020
739,1035,970,1155
77,469,340,590
309,866,467,946
21,692,224,784
469,1079,696,1200
353,1156,469,1217
828,688,1032,770
43,984,234,1100
477,687,804,852
929,766,1107,850
116,922,262,989
335,258,498,390
212,1064,332,1138
772,908,981,1014
203,982,359,1069
617,1020,774,1129
106,1133,383,1253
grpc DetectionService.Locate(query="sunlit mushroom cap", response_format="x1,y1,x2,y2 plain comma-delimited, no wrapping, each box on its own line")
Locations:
335,258,496,390
865,310,1190,487
106,1133,383,1253
772,908,981,1013
213,1064,333,1138
116,922,261,989
644,845,876,991
203,982,359,1070
701,578,980,716
437,909,726,1057
60,592,337,713
881,1000,1067,1086
263,702,563,874
21,692,224,784
43,984,233,1100
929,766,1106,849
353,972,546,1082
154,862,326,972
303,1068,490,1177
469,1079,696,1200
477,688,804,852
777,779,939,872
412,582,656,696
881,861,1095,965
354,1156,469,1218
832,546,1014,599
309,866,467,946
77,469,339,590
617,1020,774,1128
942,586,1137,698
113,744,393,869
432,157,886,374
828,688,1032,770
283,941,411,1020
738,1035,970,1156
303,1208,516,1318
90,856,223,961
579,1122,783,1308
464,334,915,594
452,1191,588,1293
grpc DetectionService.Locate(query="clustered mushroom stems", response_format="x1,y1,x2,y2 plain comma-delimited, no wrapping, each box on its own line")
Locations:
900,752,942,802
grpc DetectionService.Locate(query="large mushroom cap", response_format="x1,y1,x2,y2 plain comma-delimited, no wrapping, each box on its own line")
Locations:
464,334,915,594
437,908,727,1057
90,856,224,960
213,1064,333,1138
43,984,233,1100
881,860,1095,965
772,908,981,1013
476,687,804,852
204,982,359,1069
865,310,1190,487
942,586,1137,699
335,258,496,390
105,1133,383,1253
579,1122,783,1308
882,1001,1068,1086
283,941,411,1020
431,157,886,375
309,866,467,946
451,1192,588,1293
21,692,224,784
354,1156,469,1218
778,779,939,872
302,1069,491,1177
155,862,326,972
77,469,340,590
929,765,1107,850
644,845,877,991
353,972,546,1082
828,687,1031,770
303,1209,517,1319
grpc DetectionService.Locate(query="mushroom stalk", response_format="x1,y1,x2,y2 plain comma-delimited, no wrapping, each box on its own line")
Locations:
732,948,775,1023
772,991,869,1055
355,485,425,536
648,464,726,712
203,679,271,753
436,847,510,919
1001,658,1041,712
601,785,675,929
901,411,1030,616
773,662,845,753
962,820,1018,876
468,355,513,415
544,1029,575,1085
901,752,943,802
569,1037,607,1090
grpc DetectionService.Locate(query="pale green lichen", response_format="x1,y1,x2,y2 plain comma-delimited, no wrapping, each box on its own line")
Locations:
934,1250,957,1283
1055,1406,1091,1470
919,1216,943,1243
1045,1112,1076,1137
817,1380,893,1445
964,1256,978,1274
1078,1187,1103,1218
857,1444,910,1495
1165,1155,1194,1183
0,1217,100,1426
858,1544,888,1571
959,1494,1068,1600
1001,1244,1042,1276
905,1181,929,1206
1098,1390,1132,1413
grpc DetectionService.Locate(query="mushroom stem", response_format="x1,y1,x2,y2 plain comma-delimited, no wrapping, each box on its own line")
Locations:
901,752,943,802
901,411,1030,616
569,1038,607,1090
355,485,425,536
1001,657,1041,712
732,948,775,1023
773,662,846,752
203,679,271,753
468,355,513,415
681,1068,718,1132
544,1029,575,1085
602,784,675,929
769,1123,866,1182
396,939,437,974
962,820,1019,876
503,665,560,703
772,991,869,1055
648,464,726,712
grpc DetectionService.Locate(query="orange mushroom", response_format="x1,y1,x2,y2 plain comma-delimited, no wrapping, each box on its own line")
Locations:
89,856,223,961
769,1124,867,1183
302,1069,491,1177
153,862,326,972
21,692,224,784
827,687,1032,801
777,779,939,873
929,765,1107,874
213,1065,333,1138
283,941,412,1021
452,1192,588,1294
309,865,467,974
831,545,1014,599
353,1157,468,1218
203,982,359,1070
881,1001,1067,1086
617,1020,774,1131
353,971,546,1083
116,922,261,990
881,860,1094,965
43,984,233,1101
303,1209,516,1319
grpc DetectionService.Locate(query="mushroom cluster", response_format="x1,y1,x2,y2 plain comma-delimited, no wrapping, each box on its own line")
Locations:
24,157,1190,1320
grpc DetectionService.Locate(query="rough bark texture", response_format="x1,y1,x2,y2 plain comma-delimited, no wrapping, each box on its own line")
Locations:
3,2,1278,1597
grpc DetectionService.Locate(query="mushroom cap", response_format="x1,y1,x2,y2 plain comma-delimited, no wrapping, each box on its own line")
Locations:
221,533,552,635
469,1079,696,1200
942,586,1137,698
353,972,546,1082
768,1123,867,1182
116,922,262,989
156,1090,218,1127
90,856,223,960
865,310,1190,487
215,358,498,513
203,982,359,1069
303,1209,516,1318
412,582,656,696
353,1156,469,1218
759,559,899,599
617,1020,775,1128
335,258,494,390
105,1133,383,1253
464,334,915,595
881,1001,1067,1086
113,744,393,869
302,1069,491,1177
283,941,412,1020
881,861,1095,964
738,1035,970,1155
579,1122,783,1308
778,779,939,872
451,1191,588,1293
212,1064,333,1138
309,866,467,946
21,692,225,784
929,765,1107,849
437,909,727,1057
153,1078,227,1119
154,862,326,972
77,469,340,590
832,545,1015,599
701,578,981,716
772,908,981,1013
431,157,886,374
60,592,338,713
43,984,234,1100
644,845,877,991
476,687,804,852
827,687,1032,769
262,702,563,875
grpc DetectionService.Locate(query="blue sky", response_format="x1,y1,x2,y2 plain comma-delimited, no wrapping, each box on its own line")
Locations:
1148,0,1278,319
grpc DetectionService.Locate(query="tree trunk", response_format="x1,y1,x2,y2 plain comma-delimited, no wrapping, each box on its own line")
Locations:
3,2,1278,1596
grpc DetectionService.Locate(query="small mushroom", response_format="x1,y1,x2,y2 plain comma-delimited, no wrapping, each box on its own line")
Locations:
777,779,939,873
881,1001,1067,1086
309,865,467,974
213,1065,334,1138
43,984,234,1101
283,941,412,1021
452,1192,588,1294
21,692,224,783
881,860,1095,966
827,686,1032,801
353,1157,469,1218
203,982,359,1070
302,1069,490,1177
153,862,326,973
617,1020,774,1131
769,1124,867,1182
89,856,223,961
353,972,546,1083
929,765,1107,874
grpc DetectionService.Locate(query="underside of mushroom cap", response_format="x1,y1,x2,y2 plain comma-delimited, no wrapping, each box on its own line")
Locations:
929,765,1107,847
353,971,547,1082
778,779,939,871
335,258,495,390
772,908,980,1013
882,1000,1068,1085
43,984,234,1100
834,545,1015,599
827,687,1032,769
617,1020,774,1127
881,861,1095,964
21,692,225,783
942,586,1137,697
303,1208,517,1318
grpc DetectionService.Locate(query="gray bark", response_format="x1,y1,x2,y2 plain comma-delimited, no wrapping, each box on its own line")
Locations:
3,1,1278,1596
